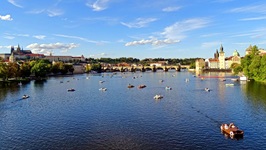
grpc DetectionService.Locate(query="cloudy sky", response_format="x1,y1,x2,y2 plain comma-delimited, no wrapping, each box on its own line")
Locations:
1,0,266,59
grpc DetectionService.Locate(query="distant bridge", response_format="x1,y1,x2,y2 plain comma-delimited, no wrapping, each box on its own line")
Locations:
102,65,190,72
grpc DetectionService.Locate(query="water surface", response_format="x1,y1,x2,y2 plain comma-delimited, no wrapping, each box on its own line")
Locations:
1,71,266,149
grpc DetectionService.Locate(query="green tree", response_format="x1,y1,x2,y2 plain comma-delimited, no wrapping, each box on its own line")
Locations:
0,63,8,81
20,62,31,78
248,55,261,80
85,64,91,73
241,55,252,78
7,62,20,79
231,63,242,75
64,64,74,74
91,63,102,73
31,60,51,78
51,62,60,74
259,55,266,81
189,62,196,69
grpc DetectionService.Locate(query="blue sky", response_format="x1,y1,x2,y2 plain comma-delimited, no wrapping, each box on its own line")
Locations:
1,0,266,59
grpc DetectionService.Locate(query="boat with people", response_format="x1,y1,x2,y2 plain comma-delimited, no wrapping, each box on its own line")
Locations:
220,123,244,138
127,84,134,88
67,88,75,92
154,94,163,99
231,78,239,82
99,87,107,91
138,84,146,89
205,88,210,92
165,86,172,90
22,95,30,99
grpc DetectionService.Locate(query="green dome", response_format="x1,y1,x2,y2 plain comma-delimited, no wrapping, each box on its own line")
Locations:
233,50,240,56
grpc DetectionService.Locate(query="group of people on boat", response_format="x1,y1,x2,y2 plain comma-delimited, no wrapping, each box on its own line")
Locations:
224,123,236,129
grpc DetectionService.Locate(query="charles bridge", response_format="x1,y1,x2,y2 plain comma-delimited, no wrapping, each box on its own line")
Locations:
102,65,190,72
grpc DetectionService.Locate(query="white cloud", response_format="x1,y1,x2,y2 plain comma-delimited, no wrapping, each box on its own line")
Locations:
121,18,158,28
26,9,63,17
26,9,46,14
4,36,15,39
0,14,13,21
239,16,266,21
89,52,107,58
162,6,181,12
54,34,102,44
86,0,110,11
125,38,180,46
47,9,64,17
8,0,23,8
26,43,79,54
125,18,210,47
0,45,12,49
162,18,210,40
231,28,266,39
229,4,266,14
33,35,46,40
16,34,29,37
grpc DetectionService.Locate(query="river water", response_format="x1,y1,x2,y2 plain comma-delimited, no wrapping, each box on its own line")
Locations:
0,71,266,150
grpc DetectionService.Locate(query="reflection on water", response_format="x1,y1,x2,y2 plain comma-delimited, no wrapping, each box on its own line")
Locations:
1,72,266,149
242,81,266,109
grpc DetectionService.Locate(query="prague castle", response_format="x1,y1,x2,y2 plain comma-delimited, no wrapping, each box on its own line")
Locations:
0,45,85,63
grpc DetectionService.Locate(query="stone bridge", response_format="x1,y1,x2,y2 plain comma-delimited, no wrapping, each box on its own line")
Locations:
102,65,190,72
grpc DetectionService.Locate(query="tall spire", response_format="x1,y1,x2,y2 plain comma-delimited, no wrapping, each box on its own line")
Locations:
220,44,224,52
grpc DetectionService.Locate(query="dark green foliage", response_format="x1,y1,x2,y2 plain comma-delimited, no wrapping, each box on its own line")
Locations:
31,60,51,78
240,45,266,81
90,63,102,73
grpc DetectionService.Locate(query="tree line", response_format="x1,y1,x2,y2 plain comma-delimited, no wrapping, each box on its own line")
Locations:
231,45,266,82
86,57,198,66
0,60,74,81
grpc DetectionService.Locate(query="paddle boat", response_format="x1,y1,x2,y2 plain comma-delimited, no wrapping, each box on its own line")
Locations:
67,88,75,92
225,83,234,86
99,87,107,91
220,123,244,138
231,78,239,82
127,84,134,88
138,84,146,89
154,94,163,99
22,95,30,99
165,86,172,90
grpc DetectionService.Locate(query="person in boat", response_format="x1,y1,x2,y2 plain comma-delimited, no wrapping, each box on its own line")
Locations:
224,124,229,129
229,123,236,128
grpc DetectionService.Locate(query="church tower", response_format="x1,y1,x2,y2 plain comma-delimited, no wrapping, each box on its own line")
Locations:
214,49,219,58
11,46,15,54
219,44,225,69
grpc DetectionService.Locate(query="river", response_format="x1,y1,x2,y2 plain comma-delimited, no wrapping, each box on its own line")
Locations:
0,71,266,149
